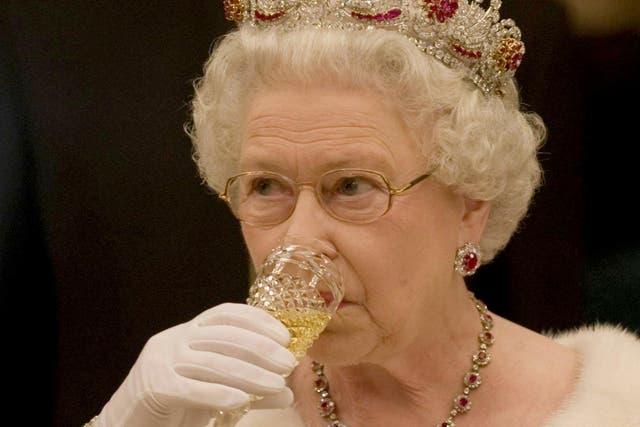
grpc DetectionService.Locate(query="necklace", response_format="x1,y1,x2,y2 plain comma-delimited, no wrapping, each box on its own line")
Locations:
311,293,495,427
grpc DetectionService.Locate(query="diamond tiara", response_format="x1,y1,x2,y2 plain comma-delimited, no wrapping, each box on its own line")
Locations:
222,0,524,96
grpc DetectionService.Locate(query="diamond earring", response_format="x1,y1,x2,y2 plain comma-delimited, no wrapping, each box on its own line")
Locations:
454,242,482,276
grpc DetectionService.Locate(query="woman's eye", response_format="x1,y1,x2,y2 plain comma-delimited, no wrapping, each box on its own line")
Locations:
253,178,285,196
336,177,374,195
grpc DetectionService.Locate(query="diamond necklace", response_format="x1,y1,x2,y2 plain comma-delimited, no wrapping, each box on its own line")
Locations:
311,293,495,427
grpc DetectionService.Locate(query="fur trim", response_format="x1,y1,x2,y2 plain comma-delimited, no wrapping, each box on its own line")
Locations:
235,324,640,426
542,323,640,427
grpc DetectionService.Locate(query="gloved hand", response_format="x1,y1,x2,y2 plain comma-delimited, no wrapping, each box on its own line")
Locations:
95,303,297,427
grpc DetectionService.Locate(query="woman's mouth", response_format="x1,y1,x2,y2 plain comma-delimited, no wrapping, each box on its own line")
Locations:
319,291,334,305
319,292,348,310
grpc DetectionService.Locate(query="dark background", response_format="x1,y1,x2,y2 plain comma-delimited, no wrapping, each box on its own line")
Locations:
1,1,638,426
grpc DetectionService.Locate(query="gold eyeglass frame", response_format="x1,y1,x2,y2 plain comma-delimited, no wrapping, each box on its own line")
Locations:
219,168,436,226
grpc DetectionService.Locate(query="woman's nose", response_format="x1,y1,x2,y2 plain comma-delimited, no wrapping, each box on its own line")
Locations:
282,188,338,259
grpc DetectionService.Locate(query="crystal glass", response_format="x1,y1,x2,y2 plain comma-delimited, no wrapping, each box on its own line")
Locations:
215,244,344,426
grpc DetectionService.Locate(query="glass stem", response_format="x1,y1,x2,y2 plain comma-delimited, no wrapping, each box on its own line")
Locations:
215,403,250,427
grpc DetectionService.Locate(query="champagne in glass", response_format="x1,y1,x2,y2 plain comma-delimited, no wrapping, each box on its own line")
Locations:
215,244,343,426
247,244,343,358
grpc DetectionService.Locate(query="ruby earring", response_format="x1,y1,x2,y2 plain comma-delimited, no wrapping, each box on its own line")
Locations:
454,242,482,276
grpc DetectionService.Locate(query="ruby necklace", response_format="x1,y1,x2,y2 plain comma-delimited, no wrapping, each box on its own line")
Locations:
311,293,495,427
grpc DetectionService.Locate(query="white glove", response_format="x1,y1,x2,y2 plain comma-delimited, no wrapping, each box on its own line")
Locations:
95,303,297,427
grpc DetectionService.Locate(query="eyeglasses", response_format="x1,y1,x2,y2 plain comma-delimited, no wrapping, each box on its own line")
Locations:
219,168,435,226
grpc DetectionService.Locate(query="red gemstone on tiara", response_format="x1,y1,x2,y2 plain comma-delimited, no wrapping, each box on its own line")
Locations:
493,38,525,72
223,0,245,22
453,44,483,59
254,10,285,21
351,8,401,22
424,0,459,23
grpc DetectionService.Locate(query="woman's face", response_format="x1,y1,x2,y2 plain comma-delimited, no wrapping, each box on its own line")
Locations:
238,85,487,364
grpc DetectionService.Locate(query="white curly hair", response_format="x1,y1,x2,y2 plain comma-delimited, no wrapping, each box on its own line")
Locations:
187,27,545,261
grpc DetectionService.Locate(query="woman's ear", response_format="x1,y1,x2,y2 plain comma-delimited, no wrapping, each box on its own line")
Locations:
458,198,491,246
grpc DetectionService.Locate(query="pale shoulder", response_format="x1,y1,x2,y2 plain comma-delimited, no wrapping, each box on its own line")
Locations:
541,323,640,427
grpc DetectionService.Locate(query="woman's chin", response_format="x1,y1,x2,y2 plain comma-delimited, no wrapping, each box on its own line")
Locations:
307,331,370,365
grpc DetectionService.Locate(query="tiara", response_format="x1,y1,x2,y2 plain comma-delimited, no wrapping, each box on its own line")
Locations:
222,0,524,95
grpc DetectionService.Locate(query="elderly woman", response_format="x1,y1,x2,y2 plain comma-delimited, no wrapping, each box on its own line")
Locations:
88,1,640,426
